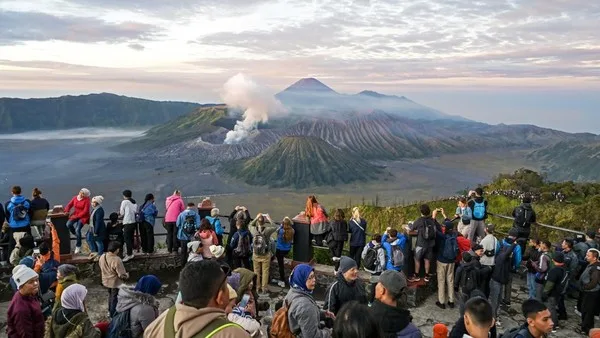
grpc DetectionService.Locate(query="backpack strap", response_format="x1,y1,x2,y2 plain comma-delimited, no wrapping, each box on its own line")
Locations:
352,219,365,232
165,307,240,338
164,306,177,338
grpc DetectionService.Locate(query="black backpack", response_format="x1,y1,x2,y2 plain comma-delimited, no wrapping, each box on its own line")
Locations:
513,206,533,228
422,218,436,240
182,214,197,236
12,201,28,221
460,266,479,294
108,309,132,338
234,233,251,258
363,245,379,271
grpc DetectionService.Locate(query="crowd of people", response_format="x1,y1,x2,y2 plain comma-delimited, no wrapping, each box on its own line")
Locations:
1,185,600,338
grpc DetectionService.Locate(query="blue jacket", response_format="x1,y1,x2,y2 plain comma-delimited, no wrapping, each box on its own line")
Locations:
502,238,522,270
229,229,252,251
205,216,224,235
176,209,201,241
6,195,31,228
276,227,293,251
349,218,368,247
141,202,158,226
382,232,407,271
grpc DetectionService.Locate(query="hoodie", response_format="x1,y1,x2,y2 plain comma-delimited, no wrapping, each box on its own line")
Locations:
370,300,421,338
382,232,407,271
65,195,90,225
233,268,257,303
47,307,100,338
176,209,201,241
6,195,31,228
120,198,138,225
165,194,185,223
324,273,368,314
206,216,224,236
115,286,160,338
284,287,331,338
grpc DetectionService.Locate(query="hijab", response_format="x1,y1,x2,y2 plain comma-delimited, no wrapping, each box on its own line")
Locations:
289,264,314,293
61,284,87,312
134,275,162,295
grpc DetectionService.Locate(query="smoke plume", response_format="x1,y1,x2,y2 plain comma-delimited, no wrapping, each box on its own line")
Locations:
222,73,285,144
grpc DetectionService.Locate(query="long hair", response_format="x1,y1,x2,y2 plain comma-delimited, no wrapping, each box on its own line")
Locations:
352,207,361,221
305,195,318,218
282,217,294,243
332,301,383,338
334,209,345,222
200,218,212,232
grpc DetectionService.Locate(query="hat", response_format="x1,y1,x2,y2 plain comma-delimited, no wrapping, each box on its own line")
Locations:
210,245,225,259
338,256,357,275
379,270,407,299
472,244,484,252
58,264,78,277
12,265,38,289
433,323,449,338
587,231,596,239
443,220,454,230
463,252,473,263
19,256,34,268
508,228,519,238
92,195,104,205
227,284,237,300
553,252,565,264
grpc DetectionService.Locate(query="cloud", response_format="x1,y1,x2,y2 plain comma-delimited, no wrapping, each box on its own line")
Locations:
128,43,145,51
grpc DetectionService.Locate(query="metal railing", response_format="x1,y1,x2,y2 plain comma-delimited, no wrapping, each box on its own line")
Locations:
489,212,585,236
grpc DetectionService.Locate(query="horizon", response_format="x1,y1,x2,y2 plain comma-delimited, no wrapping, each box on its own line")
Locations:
1,0,599,133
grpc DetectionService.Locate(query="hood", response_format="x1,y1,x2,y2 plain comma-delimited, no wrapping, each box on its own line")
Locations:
237,229,249,236
462,258,479,269
167,195,182,204
171,303,229,335
371,300,412,334
115,286,159,312
10,195,25,204
285,287,317,306
234,268,257,296
123,199,137,207
183,209,198,217
53,308,86,327
503,238,515,245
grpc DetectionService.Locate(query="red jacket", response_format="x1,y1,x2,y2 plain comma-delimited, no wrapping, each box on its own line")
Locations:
456,235,472,264
7,291,45,338
65,196,91,225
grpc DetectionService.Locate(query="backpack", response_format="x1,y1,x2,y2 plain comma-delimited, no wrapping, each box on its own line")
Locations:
473,201,486,219
270,299,296,338
135,203,146,223
253,230,269,256
108,309,133,338
441,234,458,261
422,219,436,240
12,201,28,221
164,306,240,338
234,233,251,257
391,244,404,268
500,327,529,338
363,245,380,271
513,206,532,228
460,266,478,295
182,214,197,236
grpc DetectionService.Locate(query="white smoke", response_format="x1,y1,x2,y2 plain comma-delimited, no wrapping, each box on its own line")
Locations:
222,73,285,144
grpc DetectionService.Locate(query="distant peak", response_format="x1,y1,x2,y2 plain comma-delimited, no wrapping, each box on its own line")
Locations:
281,78,337,93
357,90,406,100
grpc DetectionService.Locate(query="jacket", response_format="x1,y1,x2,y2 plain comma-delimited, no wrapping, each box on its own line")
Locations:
65,196,90,225
227,312,261,338
46,307,100,338
120,198,137,225
309,205,328,235
479,234,500,266
6,195,31,228
370,300,421,338
502,238,522,270
456,235,472,264
324,273,368,314
454,258,480,292
562,249,579,273
492,243,516,285
197,230,219,258
408,216,436,249
229,230,252,258
362,242,386,274
115,286,160,338
29,197,50,222
329,220,348,242
99,252,129,288
176,209,201,241
284,287,331,338
206,216,224,235
276,226,294,251
512,203,536,228
467,197,488,221
143,303,249,338
90,206,106,240
436,230,458,264
349,218,367,247
580,261,600,292
140,202,158,226
455,206,472,221
165,195,185,223
233,268,257,302
248,219,277,255
382,232,407,271
7,291,45,338
54,274,78,310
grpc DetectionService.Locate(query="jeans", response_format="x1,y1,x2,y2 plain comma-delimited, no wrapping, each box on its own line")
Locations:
489,279,503,318
107,287,119,317
67,219,84,248
275,249,290,284
437,262,455,304
527,273,537,299
329,241,344,271
349,245,363,269
469,220,486,243
139,221,154,253
86,231,104,255
164,222,178,253
253,253,271,290
546,296,558,327
123,223,137,256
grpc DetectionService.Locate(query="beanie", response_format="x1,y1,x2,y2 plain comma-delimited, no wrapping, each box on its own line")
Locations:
433,323,449,338
12,265,38,289
338,256,357,274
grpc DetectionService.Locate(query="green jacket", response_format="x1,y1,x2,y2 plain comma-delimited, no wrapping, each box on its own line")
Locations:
248,219,277,256
46,307,100,338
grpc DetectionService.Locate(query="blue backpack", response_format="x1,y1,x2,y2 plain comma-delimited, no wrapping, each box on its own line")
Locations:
108,309,132,338
473,201,486,219
442,234,458,261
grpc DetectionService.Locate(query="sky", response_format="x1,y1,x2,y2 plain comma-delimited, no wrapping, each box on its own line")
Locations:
1,0,599,133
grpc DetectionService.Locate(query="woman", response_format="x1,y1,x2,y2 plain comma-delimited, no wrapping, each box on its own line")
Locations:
47,284,100,338
65,188,91,254
348,207,367,268
195,218,219,259
114,275,161,338
285,264,334,338
164,190,185,254
205,208,224,245
230,219,252,269
275,217,295,287
186,241,204,262
54,264,79,310
332,301,382,338
305,196,329,246
29,187,49,239
139,193,158,254
328,209,348,272
87,196,106,259
455,197,472,239
226,206,251,266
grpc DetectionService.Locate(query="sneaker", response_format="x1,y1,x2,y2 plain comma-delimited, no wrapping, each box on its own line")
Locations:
408,275,420,282
311,239,317,245
435,302,446,309
496,318,502,327
89,252,98,259
277,281,286,288
424,274,431,282
448,302,455,309
575,309,582,317
123,254,134,262
74,247,81,254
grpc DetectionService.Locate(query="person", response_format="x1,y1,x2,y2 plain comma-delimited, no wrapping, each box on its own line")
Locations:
461,297,495,338
433,323,448,338
227,207,251,267
479,224,499,297
87,195,106,259
115,275,162,338
370,270,421,338
541,252,566,331
305,195,329,246
54,264,79,310
574,231,599,261
408,204,437,282
467,188,488,243
120,189,138,262
454,253,481,315
6,185,32,253
577,248,600,335
176,202,201,264
324,256,368,315
532,240,551,302
455,197,472,240
348,207,368,268
164,190,185,254
511,195,537,251
196,218,219,259
186,241,204,262
99,241,129,317
7,265,44,338
489,234,516,327
382,228,406,272
275,217,294,287
524,238,542,299
28,187,49,239
558,238,577,319
206,207,224,245
456,232,472,265
65,188,91,255
328,209,348,272
435,219,458,309
361,234,386,303
233,267,259,306
450,290,497,338
501,228,522,306
138,193,158,255
105,212,124,256
284,264,334,338
9,232,34,266
248,213,276,293
225,284,261,337
230,219,252,269
504,299,553,338
34,241,61,295
46,283,101,338
144,260,250,337
332,301,383,338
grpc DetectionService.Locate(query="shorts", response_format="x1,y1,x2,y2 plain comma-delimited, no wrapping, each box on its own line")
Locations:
415,246,434,261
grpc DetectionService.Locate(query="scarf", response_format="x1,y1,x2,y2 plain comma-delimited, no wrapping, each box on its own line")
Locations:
61,284,87,312
289,264,314,293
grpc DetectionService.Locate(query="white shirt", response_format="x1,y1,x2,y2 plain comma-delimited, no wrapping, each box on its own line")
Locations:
120,199,137,224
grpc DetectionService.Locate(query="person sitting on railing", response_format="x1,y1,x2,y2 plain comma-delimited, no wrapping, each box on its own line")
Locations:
467,188,488,243
306,195,329,247
382,228,406,273
64,188,91,255
327,209,348,273
408,204,437,283
205,208,224,245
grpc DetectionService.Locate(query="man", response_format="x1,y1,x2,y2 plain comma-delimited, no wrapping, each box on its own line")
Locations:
435,220,458,309
462,297,495,338
504,299,553,338
502,229,523,306
532,240,551,302
324,256,367,314
408,204,437,282
489,235,516,327
541,252,566,331
511,195,537,251
119,189,137,262
99,241,129,317
7,265,44,338
248,213,277,294
577,248,600,335
382,228,406,272
370,270,421,338
575,232,599,260
144,260,250,337
454,253,481,315
479,224,499,297
559,238,578,319
467,188,487,243
5,186,31,253
176,203,201,264
524,239,542,300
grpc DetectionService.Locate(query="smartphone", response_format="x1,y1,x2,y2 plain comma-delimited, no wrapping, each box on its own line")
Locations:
33,248,40,259
239,294,250,308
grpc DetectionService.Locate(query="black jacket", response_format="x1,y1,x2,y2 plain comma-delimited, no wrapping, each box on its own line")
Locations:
329,220,348,242
512,203,536,228
324,273,368,314
370,300,420,338
492,242,516,285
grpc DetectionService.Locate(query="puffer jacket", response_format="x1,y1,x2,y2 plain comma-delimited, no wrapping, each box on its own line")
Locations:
329,220,348,242
382,232,407,271
284,287,331,338
309,205,328,235
46,307,100,338
6,195,31,228
115,286,160,338
324,273,368,314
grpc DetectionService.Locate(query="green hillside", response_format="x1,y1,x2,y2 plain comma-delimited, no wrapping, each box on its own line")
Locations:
529,141,600,182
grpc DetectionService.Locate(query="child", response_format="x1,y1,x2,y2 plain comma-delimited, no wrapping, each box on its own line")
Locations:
455,197,472,239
